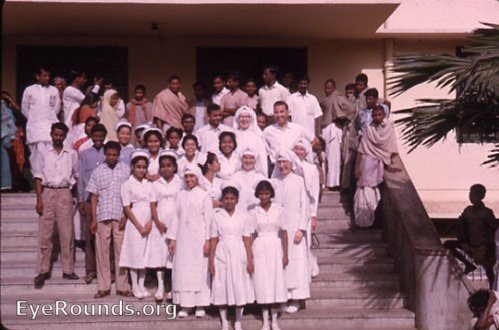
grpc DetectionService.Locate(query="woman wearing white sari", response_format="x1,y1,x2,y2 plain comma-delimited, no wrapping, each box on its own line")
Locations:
233,106,269,177
99,89,121,142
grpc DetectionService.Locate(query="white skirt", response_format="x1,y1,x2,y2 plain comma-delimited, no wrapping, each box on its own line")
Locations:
252,232,288,304
144,202,172,268
211,236,254,306
119,201,150,269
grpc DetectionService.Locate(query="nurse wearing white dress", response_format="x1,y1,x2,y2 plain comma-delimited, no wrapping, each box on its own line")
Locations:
228,148,266,212
233,106,269,177
167,163,213,318
246,180,289,330
142,127,164,182
209,186,255,330
176,134,206,174
119,150,154,299
148,150,181,301
217,131,241,181
271,149,311,313
198,152,223,209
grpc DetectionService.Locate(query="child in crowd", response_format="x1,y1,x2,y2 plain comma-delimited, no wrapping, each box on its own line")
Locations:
468,289,499,330
115,121,134,166
220,72,249,126
87,141,131,298
134,123,150,149
177,134,205,173
209,186,254,330
166,126,184,157
444,184,498,289
143,128,163,181
119,150,153,299
244,78,260,111
149,150,182,301
246,180,288,330
181,113,196,137
217,131,241,181
312,137,326,191
196,103,233,154
199,152,223,208
168,163,213,318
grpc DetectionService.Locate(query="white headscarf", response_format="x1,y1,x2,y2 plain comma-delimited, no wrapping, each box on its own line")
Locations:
100,89,120,142
272,148,303,178
233,106,262,136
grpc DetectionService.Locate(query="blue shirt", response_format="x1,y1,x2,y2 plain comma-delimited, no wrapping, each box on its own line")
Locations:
77,146,105,202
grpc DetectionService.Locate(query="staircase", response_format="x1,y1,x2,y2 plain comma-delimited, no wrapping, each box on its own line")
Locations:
1,191,416,329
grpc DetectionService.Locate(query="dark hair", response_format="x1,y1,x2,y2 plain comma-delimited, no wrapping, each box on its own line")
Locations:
245,78,257,86
256,112,267,119
200,152,218,175
226,71,240,82
273,100,288,110
345,83,356,91
219,131,237,153
51,122,69,134
68,70,85,84
192,81,207,90
207,103,221,115
213,74,225,82
131,156,149,167
91,123,108,135
134,84,146,93
263,65,278,76
85,116,99,126
168,75,181,83
166,127,183,140
81,92,99,107
372,105,385,114
468,290,490,314
35,67,50,75
103,78,113,87
355,73,368,84
181,113,195,122
104,141,121,153
316,136,326,150
470,184,486,199
159,155,178,174
364,88,379,98
222,186,239,200
117,123,132,133
325,79,336,88
144,130,163,143
255,180,275,198
181,134,199,149
298,75,310,83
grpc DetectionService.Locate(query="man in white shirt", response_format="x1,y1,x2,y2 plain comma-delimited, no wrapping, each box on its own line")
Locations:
21,67,61,175
196,103,233,154
33,122,79,288
188,81,211,132
63,70,101,127
258,66,290,122
287,75,322,136
264,101,318,164
211,75,229,106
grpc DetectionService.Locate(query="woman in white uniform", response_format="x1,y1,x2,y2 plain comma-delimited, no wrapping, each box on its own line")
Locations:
177,134,206,174
233,106,269,177
143,128,163,182
246,180,289,330
209,186,254,330
167,163,213,318
199,152,223,209
217,131,241,181
119,150,154,299
148,150,181,301
228,148,266,212
272,149,311,314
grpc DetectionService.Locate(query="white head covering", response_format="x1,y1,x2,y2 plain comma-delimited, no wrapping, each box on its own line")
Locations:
115,120,132,132
272,148,303,178
160,149,178,160
134,123,152,134
141,127,163,140
233,106,262,136
293,138,314,163
183,162,203,182
130,149,150,162
241,147,257,158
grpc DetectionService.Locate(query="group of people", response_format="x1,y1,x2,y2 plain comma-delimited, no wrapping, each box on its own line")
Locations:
11,64,405,330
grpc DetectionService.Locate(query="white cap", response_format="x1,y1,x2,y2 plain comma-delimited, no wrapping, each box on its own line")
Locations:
183,162,203,181
115,120,132,132
159,149,179,160
130,149,150,161
141,127,163,139
134,123,152,133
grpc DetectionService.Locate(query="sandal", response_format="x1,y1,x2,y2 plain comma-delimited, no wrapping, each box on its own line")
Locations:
116,290,134,297
94,290,111,299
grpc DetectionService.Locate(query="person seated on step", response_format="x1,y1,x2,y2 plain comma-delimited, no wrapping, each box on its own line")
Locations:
443,184,498,289
468,289,499,330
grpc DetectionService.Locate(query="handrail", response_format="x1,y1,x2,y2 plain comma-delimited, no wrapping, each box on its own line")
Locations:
379,155,473,330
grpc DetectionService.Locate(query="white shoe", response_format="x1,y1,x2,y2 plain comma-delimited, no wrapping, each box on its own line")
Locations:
132,287,144,299
260,324,270,330
141,288,151,298
284,304,299,314
166,291,172,300
178,308,189,318
234,325,243,330
195,307,206,318
154,290,164,301
271,324,282,330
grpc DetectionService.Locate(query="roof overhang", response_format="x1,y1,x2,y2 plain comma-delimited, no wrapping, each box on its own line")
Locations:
3,0,401,39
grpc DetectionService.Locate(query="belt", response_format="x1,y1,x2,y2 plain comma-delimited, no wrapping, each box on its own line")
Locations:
43,185,70,189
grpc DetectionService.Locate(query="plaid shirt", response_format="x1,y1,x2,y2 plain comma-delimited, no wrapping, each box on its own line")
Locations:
86,161,130,222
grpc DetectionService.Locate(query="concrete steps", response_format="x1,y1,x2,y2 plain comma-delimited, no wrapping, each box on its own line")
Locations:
0,191,416,329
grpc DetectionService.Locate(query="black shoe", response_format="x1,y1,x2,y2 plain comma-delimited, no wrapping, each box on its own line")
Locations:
62,273,80,280
34,273,50,289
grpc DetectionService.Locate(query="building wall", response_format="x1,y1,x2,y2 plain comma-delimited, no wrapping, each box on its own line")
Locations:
2,36,497,215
